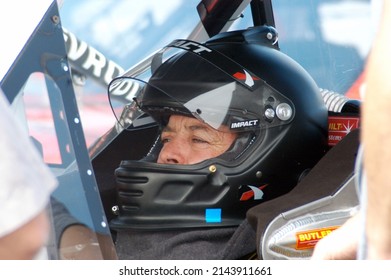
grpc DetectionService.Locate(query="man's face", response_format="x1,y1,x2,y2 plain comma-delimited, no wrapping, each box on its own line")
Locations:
157,115,237,165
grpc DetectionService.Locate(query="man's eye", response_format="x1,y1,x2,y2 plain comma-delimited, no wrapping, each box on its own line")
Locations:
193,138,208,144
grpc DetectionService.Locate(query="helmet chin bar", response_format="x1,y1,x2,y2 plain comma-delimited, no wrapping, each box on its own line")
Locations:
110,161,246,230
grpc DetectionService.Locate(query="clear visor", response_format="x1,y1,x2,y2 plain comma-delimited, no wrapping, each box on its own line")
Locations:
108,39,295,133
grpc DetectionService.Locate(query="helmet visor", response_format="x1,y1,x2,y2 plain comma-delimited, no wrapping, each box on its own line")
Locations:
108,39,295,133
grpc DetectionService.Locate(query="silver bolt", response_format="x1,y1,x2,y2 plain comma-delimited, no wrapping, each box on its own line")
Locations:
265,107,275,120
276,103,293,121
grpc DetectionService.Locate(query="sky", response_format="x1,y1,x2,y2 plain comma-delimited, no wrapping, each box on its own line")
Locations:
0,0,53,81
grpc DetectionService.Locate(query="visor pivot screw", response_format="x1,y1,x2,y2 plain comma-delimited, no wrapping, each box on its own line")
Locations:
209,165,217,173
111,205,119,215
276,103,293,121
256,171,262,179
264,107,275,120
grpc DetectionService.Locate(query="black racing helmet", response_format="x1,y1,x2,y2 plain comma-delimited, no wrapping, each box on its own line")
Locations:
108,26,328,230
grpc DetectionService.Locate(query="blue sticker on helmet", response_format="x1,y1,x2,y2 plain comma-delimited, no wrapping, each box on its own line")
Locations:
205,208,222,223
